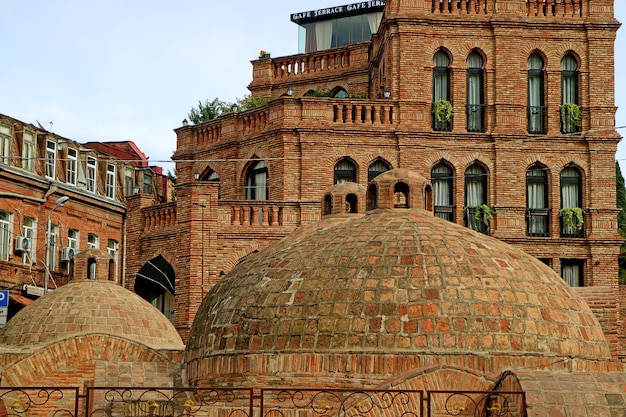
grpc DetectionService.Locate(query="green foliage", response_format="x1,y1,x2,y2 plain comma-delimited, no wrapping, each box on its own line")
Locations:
304,88,334,97
559,207,584,230
432,99,454,123
464,204,495,225
188,98,229,124
616,162,626,283
187,95,270,124
560,103,582,128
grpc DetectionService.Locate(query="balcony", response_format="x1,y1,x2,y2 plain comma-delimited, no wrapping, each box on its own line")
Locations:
527,106,547,134
526,208,550,237
560,208,585,238
434,205,454,222
466,104,486,132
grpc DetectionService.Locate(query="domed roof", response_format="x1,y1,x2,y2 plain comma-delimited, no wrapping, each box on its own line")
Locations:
0,280,184,350
186,207,610,379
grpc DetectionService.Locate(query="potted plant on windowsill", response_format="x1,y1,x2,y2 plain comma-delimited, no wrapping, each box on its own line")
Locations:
432,99,454,123
560,103,582,129
559,207,584,230
464,204,495,225
258,50,271,59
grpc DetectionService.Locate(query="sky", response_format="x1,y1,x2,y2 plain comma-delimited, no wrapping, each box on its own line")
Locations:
1,1,626,174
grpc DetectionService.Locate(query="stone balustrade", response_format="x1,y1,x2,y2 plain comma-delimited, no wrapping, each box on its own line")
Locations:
332,101,397,125
273,49,352,80
142,202,177,230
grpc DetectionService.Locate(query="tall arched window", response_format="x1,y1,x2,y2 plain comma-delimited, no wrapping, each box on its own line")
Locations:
528,53,546,134
526,164,549,236
431,163,454,221
368,159,390,182
433,50,451,131
334,158,357,184
560,166,583,237
246,160,268,200
561,54,580,133
464,163,489,233
466,51,485,132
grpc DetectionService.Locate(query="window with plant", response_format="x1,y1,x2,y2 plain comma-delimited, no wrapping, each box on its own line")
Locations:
561,54,581,133
432,50,452,131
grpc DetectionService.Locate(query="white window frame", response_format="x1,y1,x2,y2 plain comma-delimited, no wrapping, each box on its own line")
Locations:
47,223,59,271
46,140,57,179
88,233,99,249
0,123,11,165
68,228,79,250
67,148,77,185
87,156,97,192
0,211,11,261
22,217,36,265
23,131,35,171
106,163,116,199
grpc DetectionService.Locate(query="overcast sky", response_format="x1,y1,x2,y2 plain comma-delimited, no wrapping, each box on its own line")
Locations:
2,1,626,174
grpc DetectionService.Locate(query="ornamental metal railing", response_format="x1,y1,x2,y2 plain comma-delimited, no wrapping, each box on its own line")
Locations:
0,386,526,417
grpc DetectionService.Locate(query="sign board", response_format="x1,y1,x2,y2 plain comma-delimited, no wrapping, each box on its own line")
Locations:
0,290,8,309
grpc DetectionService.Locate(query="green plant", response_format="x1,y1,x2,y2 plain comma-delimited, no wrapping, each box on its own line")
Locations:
432,99,454,123
464,204,495,225
560,103,582,128
259,50,270,58
559,207,584,230
304,88,334,97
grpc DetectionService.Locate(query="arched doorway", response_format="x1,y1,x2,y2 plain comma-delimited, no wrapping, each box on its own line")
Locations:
135,255,175,323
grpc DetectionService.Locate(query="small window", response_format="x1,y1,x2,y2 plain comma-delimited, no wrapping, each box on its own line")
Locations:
466,52,485,132
245,160,269,200
333,88,349,98
68,229,79,250
562,259,584,286
526,164,549,236
432,163,454,221
368,159,390,182
22,217,36,265
87,157,97,192
88,233,99,249
46,140,57,178
393,182,409,208
124,167,134,196
22,131,35,171
143,172,153,194
106,163,116,199
334,158,357,184
0,211,11,261
0,123,11,165
67,148,77,185
528,53,546,134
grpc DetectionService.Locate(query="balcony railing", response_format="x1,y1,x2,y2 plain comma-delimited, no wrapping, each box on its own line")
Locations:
432,0,490,14
560,208,585,238
526,208,550,237
527,106,547,134
465,206,490,235
466,104,486,132
527,0,582,17
434,205,454,222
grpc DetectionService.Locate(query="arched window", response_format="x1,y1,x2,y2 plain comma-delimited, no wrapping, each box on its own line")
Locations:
367,183,378,211
466,51,485,132
246,160,268,200
526,164,549,236
346,194,358,213
368,159,390,182
560,166,583,237
433,50,451,131
464,163,489,233
394,182,409,208
528,53,546,134
561,54,580,133
333,88,349,98
135,255,176,323
334,159,357,184
431,163,454,221
323,194,333,216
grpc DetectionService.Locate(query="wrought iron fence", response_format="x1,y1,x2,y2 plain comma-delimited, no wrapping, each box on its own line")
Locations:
0,387,526,417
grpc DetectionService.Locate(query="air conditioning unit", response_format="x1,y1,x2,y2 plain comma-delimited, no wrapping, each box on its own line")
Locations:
14,236,31,252
60,247,76,262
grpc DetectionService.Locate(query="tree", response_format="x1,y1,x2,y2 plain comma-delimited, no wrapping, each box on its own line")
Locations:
616,162,626,283
187,98,229,124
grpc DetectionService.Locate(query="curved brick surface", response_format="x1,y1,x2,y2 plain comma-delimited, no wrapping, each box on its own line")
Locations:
0,280,184,350
186,207,611,383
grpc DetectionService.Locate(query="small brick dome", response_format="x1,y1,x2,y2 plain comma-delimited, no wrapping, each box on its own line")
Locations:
185,199,610,386
0,280,183,350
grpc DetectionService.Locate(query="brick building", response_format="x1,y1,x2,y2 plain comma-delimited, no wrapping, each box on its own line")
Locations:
0,113,169,320
126,0,623,345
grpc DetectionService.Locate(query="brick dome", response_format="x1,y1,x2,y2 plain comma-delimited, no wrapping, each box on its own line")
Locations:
0,280,183,350
185,189,610,386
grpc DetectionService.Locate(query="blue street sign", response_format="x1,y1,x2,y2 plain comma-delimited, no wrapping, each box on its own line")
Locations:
0,290,9,308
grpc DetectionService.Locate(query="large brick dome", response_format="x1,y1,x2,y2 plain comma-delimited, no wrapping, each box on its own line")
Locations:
0,280,183,351
185,196,610,386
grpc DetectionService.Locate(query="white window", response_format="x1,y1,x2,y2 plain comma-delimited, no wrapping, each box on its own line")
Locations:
88,233,99,249
47,224,59,271
87,156,97,192
68,229,79,250
46,140,57,178
106,163,116,199
0,211,11,261
22,217,36,265
67,148,77,185
23,131,35,171
0,123,11,165
108,239,119,281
